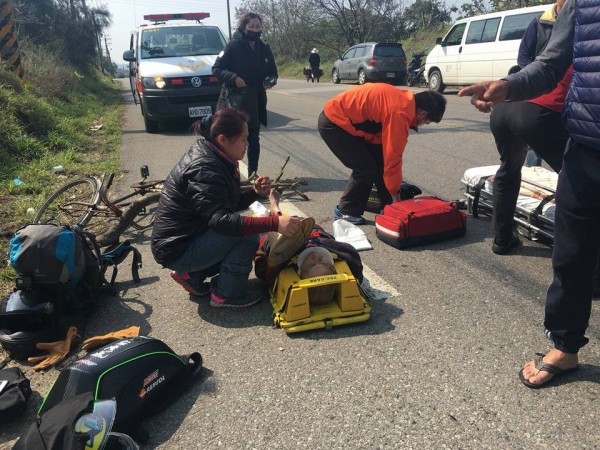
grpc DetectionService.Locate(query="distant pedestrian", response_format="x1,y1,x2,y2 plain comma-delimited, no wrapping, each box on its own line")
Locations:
308,48,321,82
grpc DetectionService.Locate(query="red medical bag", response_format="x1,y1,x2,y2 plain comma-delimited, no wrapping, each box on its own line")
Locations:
375,196,466,249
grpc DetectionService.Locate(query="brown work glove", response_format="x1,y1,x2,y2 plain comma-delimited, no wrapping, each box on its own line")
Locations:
28,326,80,371
81,326,140,352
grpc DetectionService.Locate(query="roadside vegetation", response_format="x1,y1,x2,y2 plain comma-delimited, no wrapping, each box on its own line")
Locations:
0,0,121,292
0,48,122,292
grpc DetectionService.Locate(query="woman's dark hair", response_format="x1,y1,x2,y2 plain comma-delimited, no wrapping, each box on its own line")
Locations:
237,12,263,31
194,109,249,142
414,91,447,123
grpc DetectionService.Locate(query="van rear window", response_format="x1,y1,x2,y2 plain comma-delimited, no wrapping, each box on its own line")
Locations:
374,45,406,58
466,17,500,44
499,11,543,41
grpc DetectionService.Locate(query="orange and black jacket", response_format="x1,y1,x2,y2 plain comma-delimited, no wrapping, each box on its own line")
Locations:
323,83,417,197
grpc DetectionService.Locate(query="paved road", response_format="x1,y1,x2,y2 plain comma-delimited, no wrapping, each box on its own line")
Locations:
2,79,598,449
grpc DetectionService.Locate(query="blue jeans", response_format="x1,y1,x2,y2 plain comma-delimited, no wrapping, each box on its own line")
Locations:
167,230,259,299
524,147,542,167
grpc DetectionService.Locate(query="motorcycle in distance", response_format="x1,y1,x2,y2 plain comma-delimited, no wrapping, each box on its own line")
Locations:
406,47,428,87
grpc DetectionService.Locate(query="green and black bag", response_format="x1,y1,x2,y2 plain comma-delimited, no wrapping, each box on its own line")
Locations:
37,336,202,442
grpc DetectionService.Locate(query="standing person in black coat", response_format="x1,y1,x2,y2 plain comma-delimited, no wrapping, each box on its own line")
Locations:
212,12,278,178
308,48,321,82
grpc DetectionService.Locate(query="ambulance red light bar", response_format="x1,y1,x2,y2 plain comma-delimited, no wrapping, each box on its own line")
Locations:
143,13,210,22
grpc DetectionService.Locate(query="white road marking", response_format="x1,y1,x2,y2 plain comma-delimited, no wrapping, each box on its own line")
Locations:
241,161,398,300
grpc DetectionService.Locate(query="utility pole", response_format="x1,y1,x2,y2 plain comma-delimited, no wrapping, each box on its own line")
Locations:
104,35,113,75
227,0,232,39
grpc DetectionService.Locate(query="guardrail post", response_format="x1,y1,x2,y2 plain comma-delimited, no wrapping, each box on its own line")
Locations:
0,0,24,78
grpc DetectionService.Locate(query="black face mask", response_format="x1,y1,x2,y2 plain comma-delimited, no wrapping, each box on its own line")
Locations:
246,30,262,41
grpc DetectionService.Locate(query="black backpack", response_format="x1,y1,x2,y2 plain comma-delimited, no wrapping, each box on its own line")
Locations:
3,224,143,361
37,336,202,443
9,224,102,314
13,392,140,450
0,367,32,422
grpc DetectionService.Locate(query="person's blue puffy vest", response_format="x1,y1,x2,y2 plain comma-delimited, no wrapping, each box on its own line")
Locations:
564,0,600,149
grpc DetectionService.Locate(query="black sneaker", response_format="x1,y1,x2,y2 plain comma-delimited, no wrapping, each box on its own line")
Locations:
333,205,366,225
170,272,211,296
210,288,264,308
492,234,521,255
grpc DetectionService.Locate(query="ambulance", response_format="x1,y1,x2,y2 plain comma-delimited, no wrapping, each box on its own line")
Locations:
123,13,227,133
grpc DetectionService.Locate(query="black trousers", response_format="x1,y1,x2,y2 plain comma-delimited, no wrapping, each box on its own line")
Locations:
545,140,600,353
317,111,392,216
246,127,260,176
489,102,568,240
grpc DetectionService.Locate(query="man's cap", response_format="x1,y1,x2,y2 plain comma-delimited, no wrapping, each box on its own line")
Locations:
297,246,334,275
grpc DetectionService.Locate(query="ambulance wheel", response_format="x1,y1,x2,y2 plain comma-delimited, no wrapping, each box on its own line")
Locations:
428,69,445,93
141,105,159,133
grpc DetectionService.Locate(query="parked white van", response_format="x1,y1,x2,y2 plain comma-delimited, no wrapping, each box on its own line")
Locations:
123,12,227,133
424,4,551,93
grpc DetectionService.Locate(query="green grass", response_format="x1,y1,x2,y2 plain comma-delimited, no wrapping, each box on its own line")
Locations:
0,70,123,292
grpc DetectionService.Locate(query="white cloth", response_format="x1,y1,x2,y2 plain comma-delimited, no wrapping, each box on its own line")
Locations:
333,219,372,251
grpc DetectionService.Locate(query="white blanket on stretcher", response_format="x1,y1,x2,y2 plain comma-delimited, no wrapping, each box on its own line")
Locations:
462,165,558,221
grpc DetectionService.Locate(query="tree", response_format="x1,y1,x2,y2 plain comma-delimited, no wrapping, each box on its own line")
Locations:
403,0,454,35
12,0,112,71
490,0,548,11
309,0,403,49
238,0,323,60
456,0,491,19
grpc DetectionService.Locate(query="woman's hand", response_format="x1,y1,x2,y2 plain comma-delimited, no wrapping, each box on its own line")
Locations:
253,176,271,196
278,215,303,237
234,76,247,88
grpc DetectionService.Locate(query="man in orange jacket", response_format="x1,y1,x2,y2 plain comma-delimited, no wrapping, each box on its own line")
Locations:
318,84,446,224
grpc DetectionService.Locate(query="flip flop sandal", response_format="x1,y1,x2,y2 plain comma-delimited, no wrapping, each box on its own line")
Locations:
518,352,579,389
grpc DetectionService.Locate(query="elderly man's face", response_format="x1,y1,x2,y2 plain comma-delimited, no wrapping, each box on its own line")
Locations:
300,252,335,279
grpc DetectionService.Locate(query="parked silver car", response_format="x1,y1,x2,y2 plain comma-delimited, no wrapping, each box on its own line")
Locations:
332,42,407,85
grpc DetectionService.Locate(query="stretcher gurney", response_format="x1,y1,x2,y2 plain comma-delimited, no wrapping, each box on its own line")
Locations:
461,165,558,242
270,256,371,333
266,218,371,334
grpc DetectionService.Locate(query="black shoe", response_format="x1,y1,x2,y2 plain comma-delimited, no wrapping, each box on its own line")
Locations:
492,234,521,255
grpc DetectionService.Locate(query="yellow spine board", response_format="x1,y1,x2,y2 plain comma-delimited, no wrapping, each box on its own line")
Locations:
271,260,371,333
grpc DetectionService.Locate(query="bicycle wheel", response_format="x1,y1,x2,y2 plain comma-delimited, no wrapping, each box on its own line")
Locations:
130,192,160,231
33,177,100,227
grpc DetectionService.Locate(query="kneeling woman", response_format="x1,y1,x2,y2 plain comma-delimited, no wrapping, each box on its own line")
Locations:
151,109,302,308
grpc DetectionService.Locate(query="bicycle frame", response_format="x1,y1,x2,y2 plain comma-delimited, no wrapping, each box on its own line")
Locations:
97,173,164,218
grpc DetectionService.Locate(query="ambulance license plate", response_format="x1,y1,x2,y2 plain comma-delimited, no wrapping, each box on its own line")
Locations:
189,106,212,117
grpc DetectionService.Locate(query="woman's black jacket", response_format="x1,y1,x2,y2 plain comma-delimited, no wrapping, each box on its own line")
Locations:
212,30,278,129
151,139,259,266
